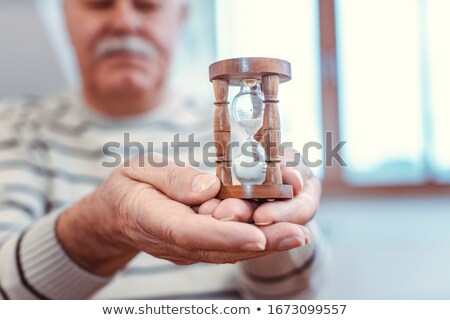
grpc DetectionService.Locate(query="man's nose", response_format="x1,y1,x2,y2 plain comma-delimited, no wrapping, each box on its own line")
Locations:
110,1,142,34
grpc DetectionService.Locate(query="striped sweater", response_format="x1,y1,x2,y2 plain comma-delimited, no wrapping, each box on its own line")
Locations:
0,91,325,300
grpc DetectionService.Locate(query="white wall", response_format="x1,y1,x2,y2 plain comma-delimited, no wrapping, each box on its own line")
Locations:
0,0,68,97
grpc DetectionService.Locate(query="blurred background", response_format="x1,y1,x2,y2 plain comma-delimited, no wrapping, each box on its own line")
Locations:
1,0,449,298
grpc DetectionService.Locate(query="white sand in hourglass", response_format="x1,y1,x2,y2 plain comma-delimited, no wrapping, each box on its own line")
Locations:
233,153,267,185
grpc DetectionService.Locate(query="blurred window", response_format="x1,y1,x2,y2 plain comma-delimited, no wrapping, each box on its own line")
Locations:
335,0,450,186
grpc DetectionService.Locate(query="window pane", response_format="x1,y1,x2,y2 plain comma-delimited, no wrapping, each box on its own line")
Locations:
427,0,450,182
215,0,323,176
336,0,425,185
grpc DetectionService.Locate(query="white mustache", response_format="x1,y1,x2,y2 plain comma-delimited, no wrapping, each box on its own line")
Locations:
95,36,156,58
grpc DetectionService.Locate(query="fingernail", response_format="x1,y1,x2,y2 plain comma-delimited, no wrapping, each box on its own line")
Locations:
278,236,305,250
255,221,273,226
297,224,311,235
191,175,218,193
219,215,236,222
241,243,266,251
296,225,311,243
213,214,235,222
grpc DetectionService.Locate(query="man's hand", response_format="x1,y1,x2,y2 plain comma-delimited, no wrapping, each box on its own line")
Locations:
197,149,321,250
56,153,310,277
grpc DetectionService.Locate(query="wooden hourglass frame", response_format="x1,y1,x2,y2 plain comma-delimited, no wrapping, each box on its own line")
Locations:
209,57,293,200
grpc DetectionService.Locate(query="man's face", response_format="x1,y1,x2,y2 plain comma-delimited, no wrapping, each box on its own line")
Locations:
65,0,186,102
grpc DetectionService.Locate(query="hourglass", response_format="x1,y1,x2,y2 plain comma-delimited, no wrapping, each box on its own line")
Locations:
209,57,294,200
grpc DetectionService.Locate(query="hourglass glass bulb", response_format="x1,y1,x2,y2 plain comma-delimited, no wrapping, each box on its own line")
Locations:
231,80,267,185
231,79,264,136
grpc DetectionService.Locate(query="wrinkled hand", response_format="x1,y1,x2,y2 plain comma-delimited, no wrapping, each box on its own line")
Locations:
93,153,312,267
196,149,321,250
58,152,316,276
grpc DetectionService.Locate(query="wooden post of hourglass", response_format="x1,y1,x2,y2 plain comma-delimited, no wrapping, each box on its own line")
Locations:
262,74,283,185
213,79,232,186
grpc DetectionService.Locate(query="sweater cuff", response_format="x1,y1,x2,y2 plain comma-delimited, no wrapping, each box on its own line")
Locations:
19,209,112,299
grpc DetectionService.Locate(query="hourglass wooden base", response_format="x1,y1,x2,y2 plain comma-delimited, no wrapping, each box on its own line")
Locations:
210,57,294,201
218,184,293,200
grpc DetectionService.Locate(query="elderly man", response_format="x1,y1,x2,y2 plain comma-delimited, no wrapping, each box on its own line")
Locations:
0,0,324,299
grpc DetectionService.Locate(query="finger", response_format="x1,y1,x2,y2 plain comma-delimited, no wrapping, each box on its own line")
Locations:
281,167,303,196
253,174,321,226
212,199,256,222
153,240,269,265
280,148,316,184
197,198,221,215
189,249,268,264
154,246,269,265
123,153,220,206
258,222,308,251
138,194,267,252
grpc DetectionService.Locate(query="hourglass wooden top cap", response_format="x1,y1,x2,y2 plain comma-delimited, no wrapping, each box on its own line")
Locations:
209,57,292,86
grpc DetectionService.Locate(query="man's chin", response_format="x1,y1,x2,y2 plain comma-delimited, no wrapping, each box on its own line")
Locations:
102,75,156,97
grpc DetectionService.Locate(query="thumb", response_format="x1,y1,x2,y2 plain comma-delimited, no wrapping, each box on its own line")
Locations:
123,153,220,206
